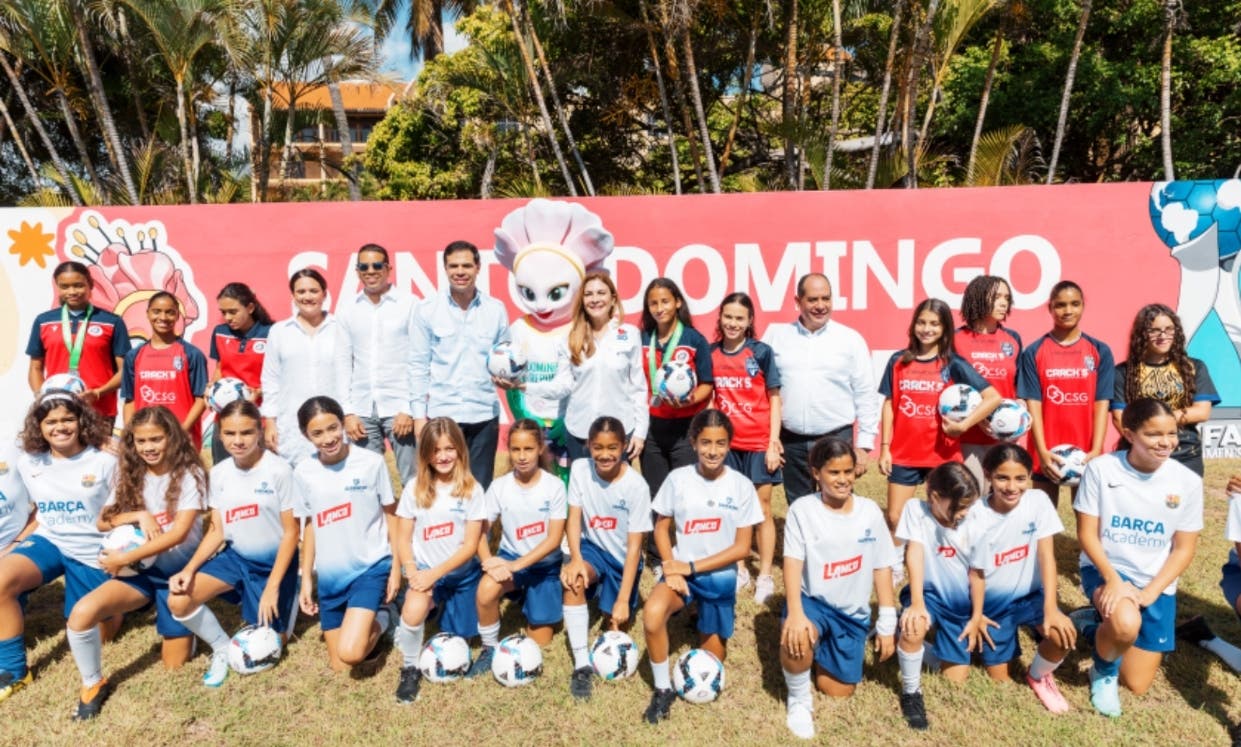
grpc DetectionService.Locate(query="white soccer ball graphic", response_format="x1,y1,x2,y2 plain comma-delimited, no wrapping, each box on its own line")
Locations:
938,383,981,423
589,630,639,681
672,648,725,704
419,632,472,683
491,633,543,687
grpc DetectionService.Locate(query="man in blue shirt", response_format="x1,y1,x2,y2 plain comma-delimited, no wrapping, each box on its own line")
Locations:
410,241,509,487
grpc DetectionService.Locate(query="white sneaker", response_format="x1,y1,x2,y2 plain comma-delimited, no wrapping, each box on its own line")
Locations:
203,651,229,688
736,565,752,592
786,700,815,739
754,575,775,605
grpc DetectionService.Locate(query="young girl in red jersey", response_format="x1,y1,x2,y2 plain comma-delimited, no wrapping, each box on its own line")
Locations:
120,292,209,448
209,283,274,464
955,275,1022,487
709,292,782,604
26,261,131,419
878,299,999,533
1017,281,1115,505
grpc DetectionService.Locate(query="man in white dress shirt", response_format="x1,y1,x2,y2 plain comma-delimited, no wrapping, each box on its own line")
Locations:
761,273,881,502
333,244,417,485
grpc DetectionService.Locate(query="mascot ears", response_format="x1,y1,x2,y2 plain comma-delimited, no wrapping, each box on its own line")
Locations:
494,199,615,274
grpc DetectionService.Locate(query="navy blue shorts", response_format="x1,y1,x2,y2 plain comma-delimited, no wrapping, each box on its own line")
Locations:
318,558,392,633
983,590,1045,666
1081,565,1177,653
499,550,564,627
430,560,481,638
900,586,974,666
198,545,298,631
117,568,193,638
726,449,782,486
782,593,869,684
12,535,110,618
580,538,642,616
1222,550,1241,616
888,464,933,487
661,566,738,640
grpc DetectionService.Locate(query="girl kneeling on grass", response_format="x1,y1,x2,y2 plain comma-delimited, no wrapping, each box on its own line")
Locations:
780,436,898,740
391,417,486,704
561,416,651,700
641,409,764,725
293,396,399,673
1176,474,1241,673
1073,397,1202,718
468,419,567,676
969,444,1075,711
66,405,208,720
167,400,300,688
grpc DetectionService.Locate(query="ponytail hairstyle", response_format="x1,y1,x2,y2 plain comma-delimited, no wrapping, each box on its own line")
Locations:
587,415,627,446
688,408,733,443
217,282,274,326
297,396,345,435
53,260,94,286
808,436,856,472
507,418,546,450
981,443,1033,477
20,392,110,454
104,406,205,524
925,462,980,521
1120,397,1176,433
288,267,328,294
413,417,476,509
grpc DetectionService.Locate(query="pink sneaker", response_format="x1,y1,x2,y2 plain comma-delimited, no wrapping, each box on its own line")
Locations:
1027,672,1070,714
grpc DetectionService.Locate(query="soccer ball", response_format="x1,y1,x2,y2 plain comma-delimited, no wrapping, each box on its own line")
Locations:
487,341,527,383
40,372,87,397
1149,179,1241,260
938,384,981,423
227,625,283,675
987,399,1031,442
589,630,639,681
99,525,153,577
672,648,725,704
655,359,697,404
208,377,250,413
1048,444,1088,486
491,634,543,687
419,633,471,683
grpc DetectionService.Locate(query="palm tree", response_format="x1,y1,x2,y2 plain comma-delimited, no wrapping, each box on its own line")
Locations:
916,0,998,155
902,0,943,188
370,0,477,62
719,8,758,178
781,0,798,188
867,0,905,189
638,0,681,194
1046,0,1091,184
0,51,81,205
0,87,40,184
1160,0,1185,181
821,0,843,190
678,20,720,193
968,1,1023,178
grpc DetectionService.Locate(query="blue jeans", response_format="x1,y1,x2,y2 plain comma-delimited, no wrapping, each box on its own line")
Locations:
355,414,416,486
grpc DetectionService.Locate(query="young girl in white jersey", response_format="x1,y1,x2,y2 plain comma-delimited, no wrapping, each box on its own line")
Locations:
1177,475,1241,673
392,418,486,704
293,396,399,673
641,409,763,725
894,462,983,731
561,416,652,700
971,444,1075,712
1073,397,1202,718
0,394,115,703
167,399,300,688
468,419,567,677
0,438,34,557
65,405,208,720
780,436,898,739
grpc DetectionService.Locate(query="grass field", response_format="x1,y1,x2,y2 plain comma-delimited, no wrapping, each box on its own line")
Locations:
7,457,1241,746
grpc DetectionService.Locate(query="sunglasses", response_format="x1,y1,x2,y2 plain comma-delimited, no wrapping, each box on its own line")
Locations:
356,262,388,272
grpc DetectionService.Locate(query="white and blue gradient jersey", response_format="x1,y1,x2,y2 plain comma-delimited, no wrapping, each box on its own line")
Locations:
652,465,763,564
1074,452,1203,595
485,469,566,566
1227,492,1241,568
21,446,116,568
969,489,1063,606
0,441,33,548
294,447,394,597
895,498,982,610
396,480,486,570
568,460,652,566
104,471,206,576
784,495,899,623
209,452,295,567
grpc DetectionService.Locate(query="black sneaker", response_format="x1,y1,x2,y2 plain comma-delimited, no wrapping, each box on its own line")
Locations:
900,691,929,731
643,688,675,724
72,679,110,721
1176,615,1218,645
570,666,593,701
395,665,422,704
465,646,494,679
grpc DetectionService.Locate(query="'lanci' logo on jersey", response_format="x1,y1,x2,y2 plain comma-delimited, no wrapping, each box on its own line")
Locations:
516,520,546,540
994,545,1029,567
317,503,352,527
226,504,259,523
823,555,863,579
683,518,721,534
423,522,453,541
589,516,618,531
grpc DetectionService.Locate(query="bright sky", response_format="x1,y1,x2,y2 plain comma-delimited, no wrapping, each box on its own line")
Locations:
377,7,467,84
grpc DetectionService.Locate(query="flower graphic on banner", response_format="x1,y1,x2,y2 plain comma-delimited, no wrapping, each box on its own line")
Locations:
62,211,206,342
7,220,55,268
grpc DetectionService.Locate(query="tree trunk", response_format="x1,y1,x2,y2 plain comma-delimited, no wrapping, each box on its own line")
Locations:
481,144,497,198
0,53,80,205
656,0,705,192
639,0,681,194
175,77,198,203
781,0,799,188
523,2,594,195
281,95,297,191
822,0,844,189
503,0,577,196
1159,5,1174,181
680,29,720,193
327,80,362,201
70,1,138,204
56,91,101,188
0,90,40,185
719,13,757,177
427,0,446,60
967,22,1005,179
259,89,274,202
1047,0,1092,184
225,75,237,164
867,0,904,189
903,0,942,188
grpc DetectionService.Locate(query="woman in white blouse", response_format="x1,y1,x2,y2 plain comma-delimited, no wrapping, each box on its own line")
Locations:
260,268,339,466
531,271,648,462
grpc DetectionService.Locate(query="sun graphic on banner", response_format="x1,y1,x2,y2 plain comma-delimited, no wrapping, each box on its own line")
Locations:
6,220,55,268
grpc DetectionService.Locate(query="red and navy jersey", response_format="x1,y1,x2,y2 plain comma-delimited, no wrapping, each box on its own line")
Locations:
879,353,990,467
710,339,780,452
954,326,1022,446
209,322,272,390
641,325,713,421
121,339,209,446
1017,333,1114,461
26,307,130,417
